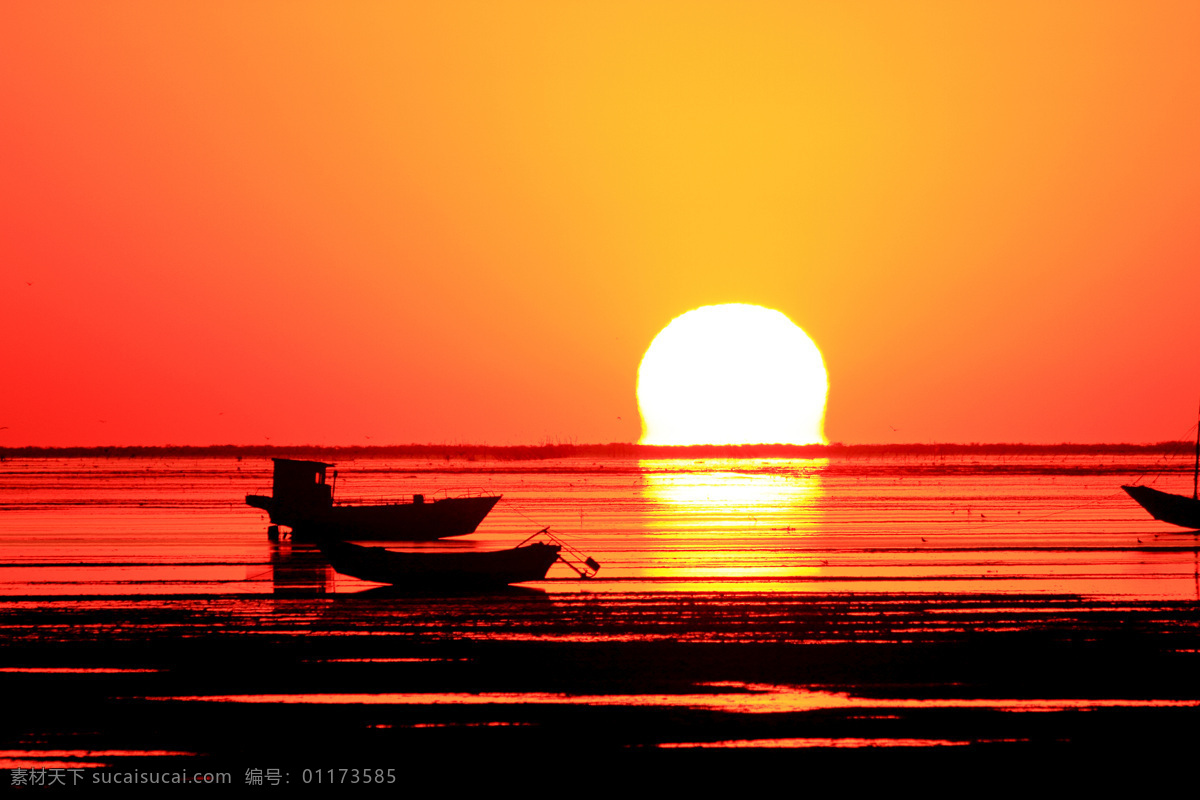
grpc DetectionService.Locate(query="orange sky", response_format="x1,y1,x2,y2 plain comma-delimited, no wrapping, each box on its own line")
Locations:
4,2,1199,446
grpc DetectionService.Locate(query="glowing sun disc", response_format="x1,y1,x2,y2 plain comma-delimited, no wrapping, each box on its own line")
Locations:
637,304,828,445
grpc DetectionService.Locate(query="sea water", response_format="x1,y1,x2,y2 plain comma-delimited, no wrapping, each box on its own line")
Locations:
4,452,1200,764
2,452,1197,599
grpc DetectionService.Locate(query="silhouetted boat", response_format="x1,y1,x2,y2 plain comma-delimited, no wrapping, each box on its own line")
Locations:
246,458,500,541
319,539,562,588
1122,412,1200,530
1121,485,1200,530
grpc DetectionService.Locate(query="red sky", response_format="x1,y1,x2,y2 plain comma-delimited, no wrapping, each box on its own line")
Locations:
4,2,1199,446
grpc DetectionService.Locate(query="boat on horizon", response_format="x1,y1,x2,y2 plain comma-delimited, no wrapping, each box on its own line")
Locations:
246,458,500,541
1122,412,1200,530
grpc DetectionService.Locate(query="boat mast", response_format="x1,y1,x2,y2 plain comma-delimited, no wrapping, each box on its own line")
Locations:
1194,400,1199,501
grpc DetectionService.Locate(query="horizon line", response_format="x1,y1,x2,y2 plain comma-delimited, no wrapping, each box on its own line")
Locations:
2,441,1197,459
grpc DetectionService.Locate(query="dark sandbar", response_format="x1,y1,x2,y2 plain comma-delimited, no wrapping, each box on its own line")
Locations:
4,591,1199,771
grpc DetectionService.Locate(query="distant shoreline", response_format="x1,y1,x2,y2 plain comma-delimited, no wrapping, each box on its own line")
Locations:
1,442,1195,460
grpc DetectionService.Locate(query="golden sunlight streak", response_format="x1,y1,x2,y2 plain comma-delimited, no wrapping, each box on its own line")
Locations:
638,305,828,445
633,459,827,583
639,460,826,532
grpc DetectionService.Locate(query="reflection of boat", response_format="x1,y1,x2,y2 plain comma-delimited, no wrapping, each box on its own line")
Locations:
320,540,562,588
268,541,335,595
1123,415,1200,530
246,458,500,541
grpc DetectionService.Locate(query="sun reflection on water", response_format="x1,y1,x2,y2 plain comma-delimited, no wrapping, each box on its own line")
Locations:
632,459,827,581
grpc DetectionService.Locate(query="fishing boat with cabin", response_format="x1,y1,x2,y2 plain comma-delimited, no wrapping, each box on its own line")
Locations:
246,458,501,541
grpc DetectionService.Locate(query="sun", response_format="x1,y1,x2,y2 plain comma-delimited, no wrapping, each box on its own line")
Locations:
637,304,828,445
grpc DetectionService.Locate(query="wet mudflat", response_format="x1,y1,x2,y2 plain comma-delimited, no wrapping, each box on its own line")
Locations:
3,453,1200,772
4,591,1200,771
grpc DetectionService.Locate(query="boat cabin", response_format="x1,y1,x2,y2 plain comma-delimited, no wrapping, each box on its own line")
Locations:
271,458,333,509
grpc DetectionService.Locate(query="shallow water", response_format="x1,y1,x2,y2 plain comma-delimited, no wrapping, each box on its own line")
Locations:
2,453,1197,599
6,453,1200,766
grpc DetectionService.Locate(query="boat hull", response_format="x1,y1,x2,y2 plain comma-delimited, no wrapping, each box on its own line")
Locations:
247,494,501,541
1122,485,1200,530
320,540,562,588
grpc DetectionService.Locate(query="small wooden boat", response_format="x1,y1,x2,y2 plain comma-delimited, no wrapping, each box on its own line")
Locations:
247,458,500,541
1122,485,1200,530
1123,410,1200,530
319,540,563,588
